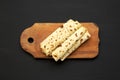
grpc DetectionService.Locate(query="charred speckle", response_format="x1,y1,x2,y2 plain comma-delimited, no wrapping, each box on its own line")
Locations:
76,40,78,42
55,39,57,41
54,55,57,57
80,39,83,42
80,32,83,35
70,29,72,31
57,44,62,47
75,23,78,25
44,45,46,48
75,33,78,37
87,35,89,38
68,42,70,45
74,28,77,31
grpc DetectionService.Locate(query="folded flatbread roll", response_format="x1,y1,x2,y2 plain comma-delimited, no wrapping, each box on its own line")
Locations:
40,19,81,56
61,31,91,61
52,27,87,61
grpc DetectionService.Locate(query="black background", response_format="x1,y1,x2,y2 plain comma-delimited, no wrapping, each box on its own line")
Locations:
0,0,120,80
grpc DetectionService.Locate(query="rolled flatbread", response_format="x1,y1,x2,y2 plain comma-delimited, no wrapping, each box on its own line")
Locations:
61,31,91,61
40,19,81,56
52,27,87,61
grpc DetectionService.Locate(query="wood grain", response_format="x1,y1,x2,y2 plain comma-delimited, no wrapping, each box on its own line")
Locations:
20,23,100,59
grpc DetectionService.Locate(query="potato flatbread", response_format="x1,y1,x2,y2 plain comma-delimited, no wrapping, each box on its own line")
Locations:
61,31,91,61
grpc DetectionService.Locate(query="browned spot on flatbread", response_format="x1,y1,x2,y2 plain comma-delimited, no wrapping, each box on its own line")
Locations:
70,39,72,41
87,35,90,38
75,33,78,37
55,39,57,41
76,40,79,42
75,22,78,25
80,39,83,42
54,54,57,58
44,45,46,48
68,42,70,45
80,32,83,35
74,28,77,31
70,29,72,31
57,44,62,47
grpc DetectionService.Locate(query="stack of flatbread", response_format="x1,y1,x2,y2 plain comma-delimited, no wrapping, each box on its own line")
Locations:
40,19,91,61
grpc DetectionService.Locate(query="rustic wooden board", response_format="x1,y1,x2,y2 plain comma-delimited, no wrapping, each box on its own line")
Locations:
20,23,99,59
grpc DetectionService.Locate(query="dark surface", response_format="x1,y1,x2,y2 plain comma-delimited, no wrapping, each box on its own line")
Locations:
0,0,120,80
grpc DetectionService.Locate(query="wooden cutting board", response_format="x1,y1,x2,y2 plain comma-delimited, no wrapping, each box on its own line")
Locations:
20,23,100,59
